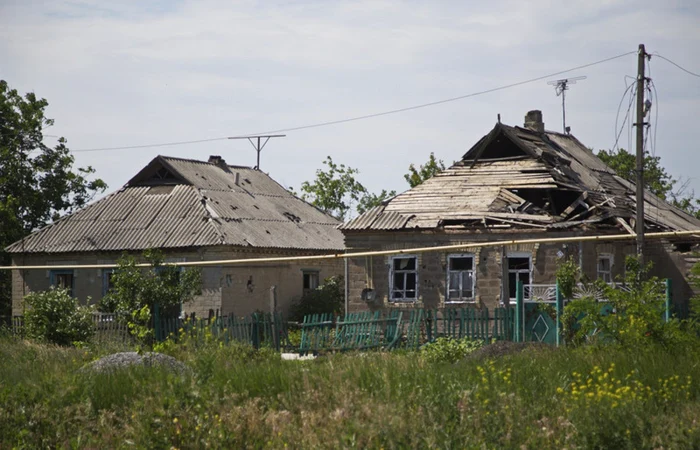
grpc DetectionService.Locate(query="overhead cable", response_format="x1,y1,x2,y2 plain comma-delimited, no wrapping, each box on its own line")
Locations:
73,51,636,153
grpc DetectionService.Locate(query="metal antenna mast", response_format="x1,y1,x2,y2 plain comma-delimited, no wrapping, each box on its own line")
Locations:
547,76,587,133
227,134,286,170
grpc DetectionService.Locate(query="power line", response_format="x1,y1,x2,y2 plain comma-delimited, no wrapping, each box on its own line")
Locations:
74,136,231,153
72,51,635,153
653,54,700,78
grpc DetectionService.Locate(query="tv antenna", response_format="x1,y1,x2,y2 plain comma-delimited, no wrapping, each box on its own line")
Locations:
547,76,586,134
227,134,286,170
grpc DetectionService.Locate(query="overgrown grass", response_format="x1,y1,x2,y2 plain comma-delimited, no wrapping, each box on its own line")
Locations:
1,336,699,449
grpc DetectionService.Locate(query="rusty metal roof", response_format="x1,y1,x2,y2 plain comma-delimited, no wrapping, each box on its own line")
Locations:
7,156,344,253
340,122,700,234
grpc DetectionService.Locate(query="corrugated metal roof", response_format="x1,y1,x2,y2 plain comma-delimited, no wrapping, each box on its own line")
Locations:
7,156,344,253
340,122,700,233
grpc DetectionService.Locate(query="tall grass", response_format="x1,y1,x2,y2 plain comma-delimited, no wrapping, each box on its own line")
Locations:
1,336,699,449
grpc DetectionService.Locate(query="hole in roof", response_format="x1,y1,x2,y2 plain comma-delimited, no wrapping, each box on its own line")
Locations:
244,178,251,184
230,205,238,210
253,205,259,209
265,230,271,234
283,212,301,223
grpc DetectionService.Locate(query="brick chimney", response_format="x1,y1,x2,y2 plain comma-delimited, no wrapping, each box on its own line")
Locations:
524,110,545,133
208,155,228,169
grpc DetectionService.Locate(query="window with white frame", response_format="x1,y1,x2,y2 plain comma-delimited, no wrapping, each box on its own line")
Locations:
446,254,475,302
597,255,613,283
390,255,418,301
507,253,531,302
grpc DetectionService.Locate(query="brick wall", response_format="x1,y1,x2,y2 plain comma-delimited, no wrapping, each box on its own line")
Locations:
10,246,343,318
344,230,697,315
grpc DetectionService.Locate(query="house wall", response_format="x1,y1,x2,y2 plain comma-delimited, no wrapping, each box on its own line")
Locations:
11,246,343,318
344,230,697,316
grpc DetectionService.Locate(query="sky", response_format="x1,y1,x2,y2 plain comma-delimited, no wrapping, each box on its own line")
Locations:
2,0,699,213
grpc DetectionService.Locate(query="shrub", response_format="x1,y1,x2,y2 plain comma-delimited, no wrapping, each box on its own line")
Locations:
23,287,94,346
288,275,344,322
421,337,483,363
562,256,698,348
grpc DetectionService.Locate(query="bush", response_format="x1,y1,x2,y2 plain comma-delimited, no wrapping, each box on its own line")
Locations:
562,256,699,348
421,337,483,363
23,287,94,346
288,275,344,322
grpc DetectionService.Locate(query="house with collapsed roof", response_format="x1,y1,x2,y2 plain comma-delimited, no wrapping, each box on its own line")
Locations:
340,111,700,315
7,155,344,317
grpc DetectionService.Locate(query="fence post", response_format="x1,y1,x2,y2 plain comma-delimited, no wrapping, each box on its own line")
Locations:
555,281,564,347
515,280,523,343
153,302,161,342
270,285,279,351
665,278,672,322
251,313,260,349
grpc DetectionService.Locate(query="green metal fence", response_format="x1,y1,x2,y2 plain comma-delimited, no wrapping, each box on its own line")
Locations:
154,310,288,351
299,311,403,354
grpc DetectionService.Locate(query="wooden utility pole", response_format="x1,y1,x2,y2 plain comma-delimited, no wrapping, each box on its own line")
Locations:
635,44,646,264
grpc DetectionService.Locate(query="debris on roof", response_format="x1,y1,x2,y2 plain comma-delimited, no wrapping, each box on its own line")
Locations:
341,118,700,234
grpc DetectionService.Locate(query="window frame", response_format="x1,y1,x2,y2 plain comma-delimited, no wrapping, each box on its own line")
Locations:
507,252,532,304
389,254,418,302
302,269,320,292
102,269,115,296
597,254,614,283
446,253,476,303
50,269,75,297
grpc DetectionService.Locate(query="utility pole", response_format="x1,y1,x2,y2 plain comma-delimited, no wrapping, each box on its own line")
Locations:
227,134,286,170
635,44,647,264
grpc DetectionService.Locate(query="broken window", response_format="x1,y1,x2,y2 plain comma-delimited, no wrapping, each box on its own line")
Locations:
303,270,319,292
507,254,531,302
447,254,475,302
50,270,74,297
597,255,613,283
390,255,418,302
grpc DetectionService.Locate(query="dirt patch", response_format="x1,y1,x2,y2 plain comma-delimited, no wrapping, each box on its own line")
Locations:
466,341,554,361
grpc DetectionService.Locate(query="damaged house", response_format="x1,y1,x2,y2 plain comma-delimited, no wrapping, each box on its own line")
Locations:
341,111,700,315
7,155,344,317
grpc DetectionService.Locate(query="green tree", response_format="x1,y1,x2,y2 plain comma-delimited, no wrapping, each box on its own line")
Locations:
356,189,396,215
404,152,446,187
597,148,674,199
597,148,700,218
100,249,202,346
299,156,367,221
0,80,107,317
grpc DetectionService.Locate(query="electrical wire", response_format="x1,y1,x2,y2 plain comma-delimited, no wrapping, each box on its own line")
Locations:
653,54,700,78
612,82,636,152
73,137,232,153
72,51,636,153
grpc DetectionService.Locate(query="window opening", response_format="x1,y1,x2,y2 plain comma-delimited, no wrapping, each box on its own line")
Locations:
390,255,418,301
597,255,613,283
447,254,475,302
302,270,319,292
50,270,74,297
507,254,531,302
102,269,115,296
